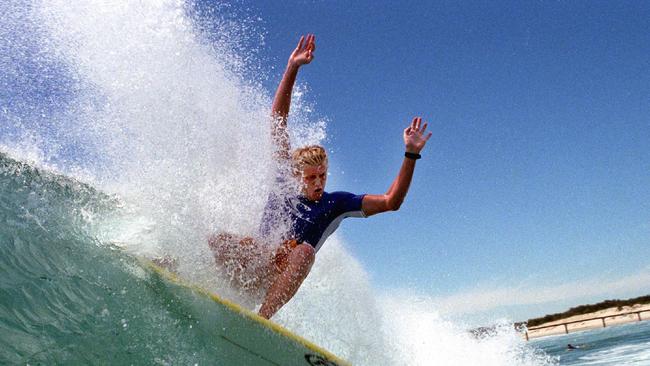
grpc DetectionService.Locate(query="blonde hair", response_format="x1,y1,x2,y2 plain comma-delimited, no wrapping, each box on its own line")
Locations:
291,145,328,175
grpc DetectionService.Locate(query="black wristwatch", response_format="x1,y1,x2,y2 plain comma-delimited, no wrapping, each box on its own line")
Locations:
405,152,421,160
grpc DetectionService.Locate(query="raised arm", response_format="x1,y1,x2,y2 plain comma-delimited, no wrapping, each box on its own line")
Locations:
271,34,316,161
362,117,432,216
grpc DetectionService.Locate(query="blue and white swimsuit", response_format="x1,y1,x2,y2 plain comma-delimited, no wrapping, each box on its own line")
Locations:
259,190,366,252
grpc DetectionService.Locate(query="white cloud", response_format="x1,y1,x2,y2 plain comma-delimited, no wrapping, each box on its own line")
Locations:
405,268,650,317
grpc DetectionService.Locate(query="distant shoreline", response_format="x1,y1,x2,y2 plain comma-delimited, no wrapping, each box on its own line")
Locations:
525,303,650,340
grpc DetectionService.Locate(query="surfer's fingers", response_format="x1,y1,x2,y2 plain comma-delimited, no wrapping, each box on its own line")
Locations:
308,34,316,51
425,132,432,141
414,117,421,130
311,34,316,49
411,117,418,129
421,122,428,134
296,36,305,50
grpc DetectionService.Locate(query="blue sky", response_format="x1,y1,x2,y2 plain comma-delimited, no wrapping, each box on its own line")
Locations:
231,1,650,321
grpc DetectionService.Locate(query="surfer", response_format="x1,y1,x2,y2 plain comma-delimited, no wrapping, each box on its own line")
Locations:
210,34,432,319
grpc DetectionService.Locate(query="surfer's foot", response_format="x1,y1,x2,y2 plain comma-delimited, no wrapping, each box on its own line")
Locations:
152,256,178,273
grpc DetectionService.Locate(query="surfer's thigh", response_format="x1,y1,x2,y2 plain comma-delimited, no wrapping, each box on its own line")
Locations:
209,234,271,277
209,233,255,264
268,240,300,277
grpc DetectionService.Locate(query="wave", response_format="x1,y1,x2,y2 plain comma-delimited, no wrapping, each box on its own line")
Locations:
0,152,217,364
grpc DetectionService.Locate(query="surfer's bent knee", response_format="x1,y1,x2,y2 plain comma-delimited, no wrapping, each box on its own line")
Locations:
292,244,315,263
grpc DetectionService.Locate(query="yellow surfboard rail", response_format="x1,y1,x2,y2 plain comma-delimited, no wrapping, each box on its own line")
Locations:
141,258,351,366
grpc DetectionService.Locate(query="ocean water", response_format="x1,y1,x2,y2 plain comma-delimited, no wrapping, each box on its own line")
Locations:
531,320,650,365
0,0,612,365
0,153,249,364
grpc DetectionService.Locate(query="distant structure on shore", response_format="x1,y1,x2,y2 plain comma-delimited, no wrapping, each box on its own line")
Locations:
467,295,650,341
526,295,650,328
522,295,650,340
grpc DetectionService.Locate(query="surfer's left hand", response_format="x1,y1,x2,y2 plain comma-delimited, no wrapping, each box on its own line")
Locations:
403,117,432,154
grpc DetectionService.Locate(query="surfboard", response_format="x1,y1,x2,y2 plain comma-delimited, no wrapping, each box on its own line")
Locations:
140,258,350,366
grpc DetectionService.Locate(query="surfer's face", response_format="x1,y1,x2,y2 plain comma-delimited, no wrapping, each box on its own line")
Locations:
300,163,327,201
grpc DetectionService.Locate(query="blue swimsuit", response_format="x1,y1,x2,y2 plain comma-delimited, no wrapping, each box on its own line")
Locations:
259,190,366,252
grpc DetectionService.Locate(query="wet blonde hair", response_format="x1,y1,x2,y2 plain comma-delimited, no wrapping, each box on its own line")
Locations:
291,145,328,176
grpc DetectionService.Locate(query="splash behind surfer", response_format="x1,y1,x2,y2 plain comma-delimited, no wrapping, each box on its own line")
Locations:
210,34,432,319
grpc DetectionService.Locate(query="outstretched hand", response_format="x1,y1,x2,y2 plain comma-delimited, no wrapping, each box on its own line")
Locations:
404,117,432,154
289,34,315,67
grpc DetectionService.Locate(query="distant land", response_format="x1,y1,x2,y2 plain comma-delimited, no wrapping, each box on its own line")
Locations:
525,295,650,327
522,295,650,340
471,295,650,340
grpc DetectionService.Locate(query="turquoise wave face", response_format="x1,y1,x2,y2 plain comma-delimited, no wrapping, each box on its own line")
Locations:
0,153,235,365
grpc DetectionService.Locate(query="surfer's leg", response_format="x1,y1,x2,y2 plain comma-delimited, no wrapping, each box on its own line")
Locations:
208,233,255,266
208,233,270,292
258,243,315,319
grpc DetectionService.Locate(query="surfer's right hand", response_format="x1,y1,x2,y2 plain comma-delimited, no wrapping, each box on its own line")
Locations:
288,34,315,67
